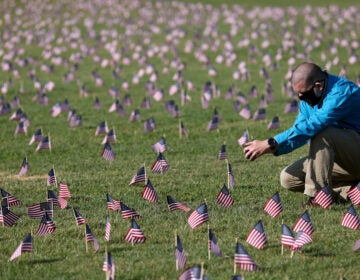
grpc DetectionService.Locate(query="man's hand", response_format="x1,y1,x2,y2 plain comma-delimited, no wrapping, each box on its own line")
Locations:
243,140,274,161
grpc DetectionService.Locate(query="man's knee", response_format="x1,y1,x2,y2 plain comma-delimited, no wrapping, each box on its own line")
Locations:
280,168,292,190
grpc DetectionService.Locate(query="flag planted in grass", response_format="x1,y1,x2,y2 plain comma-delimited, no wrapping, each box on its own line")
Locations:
9,233,32,262
341,204,360,230
209,228,222,257
47,168,57,186
175,234,187,270
234,242,257,271
124,219,146,244
36,135,51,151
313,186,333,209
263,192,283,218
151,153,169,174
120,201,141,219
216,184,234,208
292,230,312,252
188,203,209,229
28,128,43,145
104,215,111,242
28,202,53,218
246,220,267,250
18,157,29,176
95,121,109,135
101,142,115,161
58,182,71,199
218,144,227,160
0,206,20,226
152,137,166,154
106,193,120,211
1,189,21,207
86,224,99,252
73,208,86,226
281,224,295,249
142,179,158,203
102,251,115,279
167,195,190,212
179,266,202,280
47,190,67,209
292,210,314,236
129,166,146,185
347,183,360,206
36,212,56,236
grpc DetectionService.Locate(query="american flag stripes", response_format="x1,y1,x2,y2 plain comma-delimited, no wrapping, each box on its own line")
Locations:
28,202,53,218
238,130,249,147
0,206,20,226
36,212,56,236
227,162,235,189
267,116,280,130
1,189,21,207
36,135,51,151
179,266,202,280
218,144,227,160
175,234,187,270
292,231,312,251
144,116,156,132
341,204,360,230
292,210,314,236
86,224,100,252
9,233,32,262
95,121,109,135
129,166,146,185
106,193,120,211
105,215,111,242
101,128,117,144
58,182,71,199
102,252,115,279
73,208,86,225
216,184,234,208
207,116,219,131
209,228,222,257
120,201,141,219
142,179,158,203
18,157,29,176
124,219,146,244
245,220,267,250
152,137,166,154
166,195,190,212
263,192,283,218
313,186,333,209
47,189,67,209
28,128,43,145
151,153,170,173
101,142,115,161
47,168,57,186
187,203,209,229
281,224,295,248
347,183,360,206
234,242,257,271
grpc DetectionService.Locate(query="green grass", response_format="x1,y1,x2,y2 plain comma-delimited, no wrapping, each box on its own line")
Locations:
1,1,360,279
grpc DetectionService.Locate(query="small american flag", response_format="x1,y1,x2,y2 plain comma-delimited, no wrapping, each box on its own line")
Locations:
73,208,86,225
234,242,257,271
187,203,209,229
129,166,146,185
86,224,100,252
281,224,295,248
144,116,156,132
47,168,57,186
151,153,169,174
18,157,29,176
102,252,115,279
175,235,187,269
239,105,251,120
179,121,189,138
218,144,227,160
341,204,360,230
124,219,146,244
313,186,333,209
166,195,190,212
209,228,222,257
0,206,20,226
129,109,140,122
15,121,27,135
106,193,120,211
246,220,267,250
0,189,21,207
95,121,109,135
267,116,280,130
216,184,234,208
35,212,56,236
120,201,141,219
292,231,312,252
58,182,71,199
263,192,283,218
47,189,67,209
227,162,235,189
252,108,266,121
104,215,111,242
179,266,202,280
93,96,102,109
28,128,43,145
284,99,298,113
207,116,219,131
347,183,360,206
142,179,158,203
101,128,116,145
293,210,314,236
36,135,51,151
101,142,115,161
152,137,166,154
28,202,53,218
9,233,32,262
238,130,249,147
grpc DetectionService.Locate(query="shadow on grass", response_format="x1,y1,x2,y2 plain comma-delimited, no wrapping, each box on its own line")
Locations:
25,257,62,264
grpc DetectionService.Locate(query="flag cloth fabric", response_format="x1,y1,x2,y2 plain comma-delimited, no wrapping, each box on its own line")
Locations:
253,108,266,121
29,128,43,145
36,212,56,236
102,252,115,280
209,228,222,257
234,242,257,271
0,206,20,226
347,183,360,206
9,233,32,262
187,203,209,229
47,168,57,186
281,224,295,248
101,142,115,161
216,184,234,208
227,162,235,189
36,135,51,151
105,215,111,242
86,224,100,252
28,202,53,218
101,128,117,144
292,230,313,251
313,186,333,209
284,99,298,113
207,116,219,131
144,116,156,132
106,193,120,211
293,210,314,236
267,116,280,130
129,166,146,185
239,105,251,120
238,130,249,147
1,189,21,207
167,195,190,212
263,192,283,218
341,204,360,230
95,121,109,135
15,121,27,135
73,208,86,225
59,182,71,199
245,220,267,250
179,266,202,280
142,179,158,203
47,189,67,209
129,109,140,122
179,121,189,138
152,137,166,154
151,153,170,174
218,144,227,160
353,239,360,252
120,201,141,219
18,157,29,176
124,219,146,244
231,275,244,280
175,234,187,270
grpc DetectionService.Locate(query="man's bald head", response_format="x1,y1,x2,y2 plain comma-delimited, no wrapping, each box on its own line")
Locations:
291,62,325,87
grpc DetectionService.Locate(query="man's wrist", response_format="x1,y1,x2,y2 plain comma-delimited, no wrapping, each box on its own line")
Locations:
267,138,277,153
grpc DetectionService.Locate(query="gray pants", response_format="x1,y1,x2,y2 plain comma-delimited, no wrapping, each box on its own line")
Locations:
280,127,360,199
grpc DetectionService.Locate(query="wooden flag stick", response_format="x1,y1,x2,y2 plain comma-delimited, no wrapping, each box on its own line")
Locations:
234,237,238,274
175,230,179,271
281,218,284,256
85,224,88,253
178,120,182,139
207,223,211,260
200,262,204,279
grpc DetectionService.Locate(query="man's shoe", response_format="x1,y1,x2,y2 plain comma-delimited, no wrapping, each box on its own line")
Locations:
304,197,320,209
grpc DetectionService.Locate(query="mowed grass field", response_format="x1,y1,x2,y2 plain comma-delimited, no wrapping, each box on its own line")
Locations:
0,1,360,279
